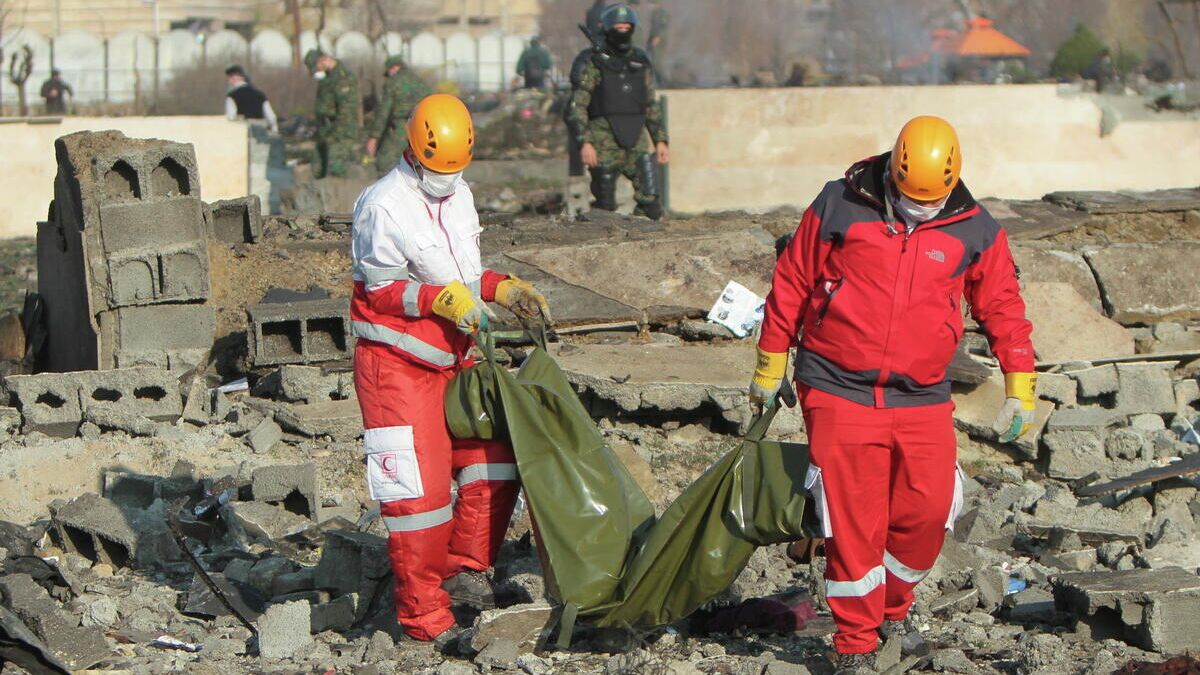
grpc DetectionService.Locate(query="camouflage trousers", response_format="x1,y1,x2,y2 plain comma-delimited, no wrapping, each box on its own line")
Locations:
590,135,660,211
314,140,358,179
374,131,409,177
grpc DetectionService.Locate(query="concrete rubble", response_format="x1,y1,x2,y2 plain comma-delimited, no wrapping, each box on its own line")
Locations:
0,130,1195,673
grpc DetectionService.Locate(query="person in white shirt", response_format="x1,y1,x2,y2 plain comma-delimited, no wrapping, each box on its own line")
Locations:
224,65,278,134
349,93,551,649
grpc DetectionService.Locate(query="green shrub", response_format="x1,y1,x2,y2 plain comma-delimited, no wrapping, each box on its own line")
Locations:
1051,23,1105,78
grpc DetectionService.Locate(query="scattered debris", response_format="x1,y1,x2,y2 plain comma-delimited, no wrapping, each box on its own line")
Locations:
0,129,1195,673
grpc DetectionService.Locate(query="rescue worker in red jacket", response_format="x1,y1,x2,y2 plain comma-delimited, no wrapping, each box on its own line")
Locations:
350,93,551,646
749,116,1036,672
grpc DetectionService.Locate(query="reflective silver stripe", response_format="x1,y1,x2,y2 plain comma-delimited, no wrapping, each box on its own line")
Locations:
383,504,453,532
883,551,930,584
825,565,885,598
351,321,458,367
458,463,518,485
361,266,410,286
402,282,424,317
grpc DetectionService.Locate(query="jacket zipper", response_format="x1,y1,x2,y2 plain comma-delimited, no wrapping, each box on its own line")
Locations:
814,278,844,326
945,294,961,340
874,226,917,398
425,199,466,280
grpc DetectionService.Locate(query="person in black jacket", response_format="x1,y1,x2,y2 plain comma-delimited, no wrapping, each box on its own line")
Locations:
225,65,278,133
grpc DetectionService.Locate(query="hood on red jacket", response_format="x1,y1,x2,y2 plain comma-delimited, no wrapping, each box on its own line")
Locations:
843,152,978,225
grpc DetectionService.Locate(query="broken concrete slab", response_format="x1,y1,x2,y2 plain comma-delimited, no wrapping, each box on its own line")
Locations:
1053,567,1200,654
0,573,111,670
951,373,1053,460
467,602,556,654
1115,362,1178,415
257,600,313,660
275,399,363,441
251,463,319,520
1044,188,1200,215
506,229,776,311
247,298,352,367
1085,243,1200,323
83,403,158,437
314,530,391,623
554,342,804,434
246,417,283,454
252,365,355,404
482,255,642,329
1011,246,1103,311
1021,489,1147,543
982,198,1092,240
1023,282,1134,362
225,502,311,543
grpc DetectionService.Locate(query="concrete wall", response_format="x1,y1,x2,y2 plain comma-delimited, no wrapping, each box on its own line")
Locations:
663,85,1200,213
0,116,248,239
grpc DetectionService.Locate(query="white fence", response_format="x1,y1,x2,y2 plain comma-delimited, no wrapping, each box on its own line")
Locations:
0,27,534,106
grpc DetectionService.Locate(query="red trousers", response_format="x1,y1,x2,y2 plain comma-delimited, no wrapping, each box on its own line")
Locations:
800,385,960,655
354,342,519,640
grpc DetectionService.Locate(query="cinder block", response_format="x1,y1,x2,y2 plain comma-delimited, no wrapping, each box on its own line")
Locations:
1116,363,1178,415
247,299,353,367
5,367,183,436
100,304,214,370
208,195,263,243
3,372,85,437
98,198,206,255
51,493,140,568
77,367,184,421
1068,364,1119,399
251,463,319,520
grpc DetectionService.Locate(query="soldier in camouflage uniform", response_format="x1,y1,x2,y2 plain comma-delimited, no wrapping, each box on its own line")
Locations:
365,55,433,177
305,49,361,179
566,4,669,220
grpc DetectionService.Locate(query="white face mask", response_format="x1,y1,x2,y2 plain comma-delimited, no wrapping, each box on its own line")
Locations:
895,193,947,224
418,167,463,198
313,71,326,81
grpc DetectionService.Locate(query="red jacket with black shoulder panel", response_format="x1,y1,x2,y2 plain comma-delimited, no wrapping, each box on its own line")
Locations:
759,153,1034,408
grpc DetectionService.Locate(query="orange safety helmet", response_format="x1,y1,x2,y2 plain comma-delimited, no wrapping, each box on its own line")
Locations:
407,93,474,173
890,115,962,201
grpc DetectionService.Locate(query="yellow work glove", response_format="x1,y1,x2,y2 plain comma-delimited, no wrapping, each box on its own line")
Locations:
495,275,553,324
749,348,788,414
431,281,496,335
993,372,1037,443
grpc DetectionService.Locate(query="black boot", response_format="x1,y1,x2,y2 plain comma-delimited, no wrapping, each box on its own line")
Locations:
834,650,877,674
589,167,618,211
879,617,929,656
442,570,497,610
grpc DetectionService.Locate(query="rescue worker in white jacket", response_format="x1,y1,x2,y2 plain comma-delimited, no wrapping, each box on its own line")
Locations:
350,94,551,645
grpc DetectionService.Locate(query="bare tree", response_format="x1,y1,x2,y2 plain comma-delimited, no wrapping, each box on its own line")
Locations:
7,43,30,115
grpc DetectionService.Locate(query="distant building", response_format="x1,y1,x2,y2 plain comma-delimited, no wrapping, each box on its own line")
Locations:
11,0,263,40
7,0,542,41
